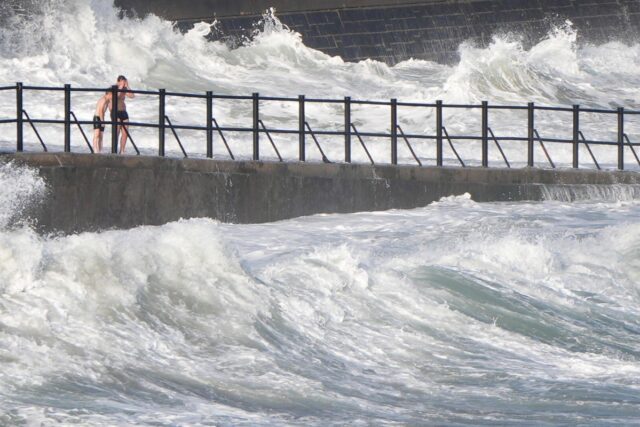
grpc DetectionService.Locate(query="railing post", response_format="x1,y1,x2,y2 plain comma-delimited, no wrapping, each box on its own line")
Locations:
481,101,488,167
572,104,579,169
111,85,118,154
436,100,443,166
159,89,165,157
206,91,213,158
527,102,534,167
345,96,351,163
299,95,305,161
16,82,23,152
64,84,71,153
253,92,259,161
618,106,624,171
391,98,398,165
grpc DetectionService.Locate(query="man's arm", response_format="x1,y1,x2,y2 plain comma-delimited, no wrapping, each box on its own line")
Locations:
125,82,135,99
100,99,112,121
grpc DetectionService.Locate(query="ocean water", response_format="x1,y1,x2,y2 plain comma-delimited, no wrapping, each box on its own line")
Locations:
1,1,640,425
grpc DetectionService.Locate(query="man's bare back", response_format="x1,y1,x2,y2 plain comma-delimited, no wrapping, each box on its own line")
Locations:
92,91,112,153
94,93,111,118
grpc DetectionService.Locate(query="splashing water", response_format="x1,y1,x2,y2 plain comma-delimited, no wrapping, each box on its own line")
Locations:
1,0,640,167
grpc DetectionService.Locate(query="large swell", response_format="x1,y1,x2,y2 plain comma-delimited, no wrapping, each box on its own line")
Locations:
2,1,640,424
1,163,640,424
2,1,640,167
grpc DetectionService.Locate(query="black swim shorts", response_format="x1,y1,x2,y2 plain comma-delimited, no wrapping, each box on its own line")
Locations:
117,111,129,121
93,115,104,131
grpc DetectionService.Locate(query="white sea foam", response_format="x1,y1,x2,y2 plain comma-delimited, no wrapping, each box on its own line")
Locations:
0,1,639,168
0,161,46,228
1,178,639,424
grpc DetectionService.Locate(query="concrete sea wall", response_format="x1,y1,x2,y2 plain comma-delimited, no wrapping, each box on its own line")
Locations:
116,0,640,64
4,153,640,234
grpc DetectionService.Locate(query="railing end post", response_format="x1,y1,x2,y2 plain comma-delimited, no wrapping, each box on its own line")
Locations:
253,92,259,161
344,96,351,163
206,90,213,158
391,98,398,165
481,100,488,168
16,82,23,152
572,104,580,169
436,100,443,167
158,88,166,157
618,106,625,171
299,94,305,162
64,83,71,153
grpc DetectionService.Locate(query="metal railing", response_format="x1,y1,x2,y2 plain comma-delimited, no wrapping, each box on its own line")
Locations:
2,82,640,170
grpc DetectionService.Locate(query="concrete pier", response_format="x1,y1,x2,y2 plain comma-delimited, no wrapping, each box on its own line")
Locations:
3,153,640,234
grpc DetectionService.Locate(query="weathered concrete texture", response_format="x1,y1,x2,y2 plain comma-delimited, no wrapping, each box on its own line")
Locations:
3,152,640,234
116,0,640,64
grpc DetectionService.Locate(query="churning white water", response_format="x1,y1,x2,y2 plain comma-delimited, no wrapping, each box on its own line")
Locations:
1,1,640,425
2,0,640,167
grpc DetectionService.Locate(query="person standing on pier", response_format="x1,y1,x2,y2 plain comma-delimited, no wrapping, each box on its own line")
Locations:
92,90,112,153
116,75,134,154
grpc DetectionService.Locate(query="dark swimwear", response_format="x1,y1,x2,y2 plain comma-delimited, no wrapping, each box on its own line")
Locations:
117,111,129,121
93,115,104,131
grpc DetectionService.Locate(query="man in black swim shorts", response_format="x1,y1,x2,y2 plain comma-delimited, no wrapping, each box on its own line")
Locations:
92,90,112,153
116,75,135,154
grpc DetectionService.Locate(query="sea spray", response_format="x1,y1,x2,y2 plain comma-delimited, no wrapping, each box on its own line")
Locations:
0,161,46,228
1,1,640,168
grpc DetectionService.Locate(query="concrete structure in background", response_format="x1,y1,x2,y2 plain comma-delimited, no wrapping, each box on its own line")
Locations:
4,153,640,234
115,0,640,64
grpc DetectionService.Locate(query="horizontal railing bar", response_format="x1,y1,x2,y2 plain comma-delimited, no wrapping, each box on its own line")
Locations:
17,116,632,147
351,100,391,106
69,87,120,93
305,98,345,104
443,104,483,109
396,102,437,108
164,91,207,99
534,106,573,112
0,86,16,91
211,94,253,100
487,105,529,110
259,96,297,102
22,85,66,91
123,89,161,96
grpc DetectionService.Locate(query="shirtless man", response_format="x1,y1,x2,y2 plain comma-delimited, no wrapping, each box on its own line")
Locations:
92,90,112,153
116,75,135,154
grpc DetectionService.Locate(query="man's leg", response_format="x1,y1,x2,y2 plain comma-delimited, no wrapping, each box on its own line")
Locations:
97,130,103,153
119,120,128,154
93,128,100,153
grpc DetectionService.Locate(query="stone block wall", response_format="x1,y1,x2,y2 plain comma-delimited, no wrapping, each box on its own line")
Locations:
115,0,640,64
193,0,640,64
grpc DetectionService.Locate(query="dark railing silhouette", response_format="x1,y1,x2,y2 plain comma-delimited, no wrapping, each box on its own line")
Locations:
2,82,640,170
